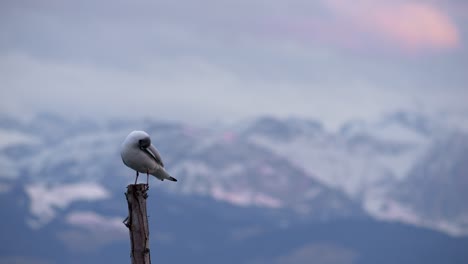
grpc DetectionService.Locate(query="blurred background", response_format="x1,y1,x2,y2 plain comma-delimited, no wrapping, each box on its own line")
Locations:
1,0,468,263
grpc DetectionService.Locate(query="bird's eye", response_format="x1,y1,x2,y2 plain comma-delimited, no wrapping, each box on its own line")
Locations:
139,138,151,148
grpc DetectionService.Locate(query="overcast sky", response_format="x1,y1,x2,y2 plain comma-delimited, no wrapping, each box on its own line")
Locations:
1,0,467,128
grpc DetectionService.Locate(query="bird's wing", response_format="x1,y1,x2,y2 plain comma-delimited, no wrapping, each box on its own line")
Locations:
142,144,164,167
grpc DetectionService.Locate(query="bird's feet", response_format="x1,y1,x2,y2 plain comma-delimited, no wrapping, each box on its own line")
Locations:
134,171,139,185
146,169,150,190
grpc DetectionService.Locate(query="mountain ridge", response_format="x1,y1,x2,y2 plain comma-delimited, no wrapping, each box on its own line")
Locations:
0,110,467,236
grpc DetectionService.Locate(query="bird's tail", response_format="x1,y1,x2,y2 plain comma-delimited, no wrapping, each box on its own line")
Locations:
154,168,177,182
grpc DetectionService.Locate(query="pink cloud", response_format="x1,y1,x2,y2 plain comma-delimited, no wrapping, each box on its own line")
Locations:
317,0,460,53
369,2,460,51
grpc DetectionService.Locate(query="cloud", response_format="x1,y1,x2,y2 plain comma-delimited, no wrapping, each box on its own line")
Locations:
370,2,459,51
66,211,127,233
211,186,283,208
25,182,110,228
1,0,462,62
1,51,467,130
0,53,400,129
0,0,466,128
322,0,460,52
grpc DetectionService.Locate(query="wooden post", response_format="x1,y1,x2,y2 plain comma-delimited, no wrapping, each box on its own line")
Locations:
124,184,151,264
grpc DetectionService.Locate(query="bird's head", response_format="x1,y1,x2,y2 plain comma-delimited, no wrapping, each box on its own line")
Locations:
139,137,151,149
128,130,151,149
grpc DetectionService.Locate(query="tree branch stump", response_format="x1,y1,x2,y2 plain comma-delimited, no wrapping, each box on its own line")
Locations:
124,184,151,264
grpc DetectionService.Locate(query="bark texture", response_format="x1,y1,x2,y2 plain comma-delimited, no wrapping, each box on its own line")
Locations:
124,184,151,264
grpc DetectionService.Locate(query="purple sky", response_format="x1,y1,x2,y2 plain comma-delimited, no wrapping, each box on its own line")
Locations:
1,0,467,128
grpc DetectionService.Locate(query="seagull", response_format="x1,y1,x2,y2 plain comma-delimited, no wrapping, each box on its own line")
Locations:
121,130,177,185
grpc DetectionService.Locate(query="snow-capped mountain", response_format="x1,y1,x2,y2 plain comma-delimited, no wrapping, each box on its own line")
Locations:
0,110,467,237
3,180,467,264
388,132,468,235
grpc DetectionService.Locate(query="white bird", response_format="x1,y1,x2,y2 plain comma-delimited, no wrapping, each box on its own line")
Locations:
121,130,177,184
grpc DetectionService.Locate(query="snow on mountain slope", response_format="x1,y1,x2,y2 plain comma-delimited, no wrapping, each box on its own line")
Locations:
0,128,42,179
242,113,431,199
235,112,468,235
383,132,468,236
167,138,361,217
25,182,111,228
0,111,467,236
0,129,40,149
0,113,360,222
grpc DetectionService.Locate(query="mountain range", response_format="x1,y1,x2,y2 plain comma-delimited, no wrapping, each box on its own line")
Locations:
0,110,467,263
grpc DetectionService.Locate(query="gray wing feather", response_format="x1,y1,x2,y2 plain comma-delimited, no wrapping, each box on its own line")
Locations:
146,144,164,167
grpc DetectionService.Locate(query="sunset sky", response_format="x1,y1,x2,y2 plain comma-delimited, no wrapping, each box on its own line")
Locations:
1,0,467,128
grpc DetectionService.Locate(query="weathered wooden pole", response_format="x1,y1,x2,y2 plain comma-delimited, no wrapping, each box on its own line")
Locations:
124,184,151,264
